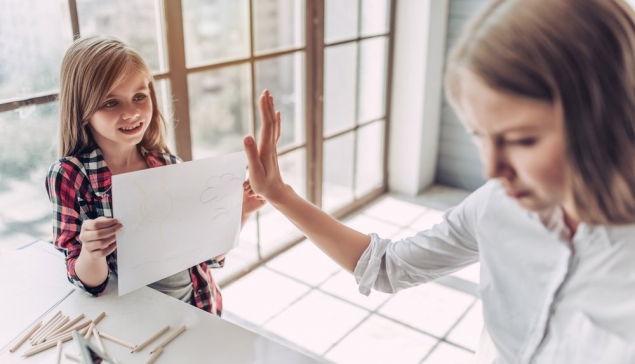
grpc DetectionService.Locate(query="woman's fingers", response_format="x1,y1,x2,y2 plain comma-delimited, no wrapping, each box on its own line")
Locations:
244,136,265,181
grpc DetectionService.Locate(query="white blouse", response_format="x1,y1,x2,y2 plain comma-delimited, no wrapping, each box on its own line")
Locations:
354,180,635,363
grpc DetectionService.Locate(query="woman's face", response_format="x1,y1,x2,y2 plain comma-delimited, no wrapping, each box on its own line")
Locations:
459,70,569,212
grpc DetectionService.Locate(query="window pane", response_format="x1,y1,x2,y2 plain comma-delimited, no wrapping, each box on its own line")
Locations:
0,0,73,100
253,0,305,55
258,149,306,255
361,0,390,36
183,0,250,67
322,133,354,213
0,103,59,251
324,43,357,137
324,0,358,44
358,37,387,123
154,79,175,152
213,216,259,283
355,121,384,197
188,64,252,159
255,52,305,149
77,0,166,73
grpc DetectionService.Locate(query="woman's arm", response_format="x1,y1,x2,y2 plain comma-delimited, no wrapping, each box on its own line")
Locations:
243,90,371,273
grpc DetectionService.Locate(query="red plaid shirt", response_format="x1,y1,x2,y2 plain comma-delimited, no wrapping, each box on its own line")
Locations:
45,147,223,316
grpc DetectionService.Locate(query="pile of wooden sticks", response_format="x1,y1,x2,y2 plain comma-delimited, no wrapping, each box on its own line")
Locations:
8,310,187,364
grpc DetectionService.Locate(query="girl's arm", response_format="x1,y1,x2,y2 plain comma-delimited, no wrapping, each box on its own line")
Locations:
243,90,371,273
46,163,118,294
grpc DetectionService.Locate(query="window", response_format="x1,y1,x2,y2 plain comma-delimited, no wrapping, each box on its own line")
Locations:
0,0,395,281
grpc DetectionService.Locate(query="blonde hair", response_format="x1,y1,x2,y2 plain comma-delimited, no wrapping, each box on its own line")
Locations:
58,36,170,157
445,0,635,225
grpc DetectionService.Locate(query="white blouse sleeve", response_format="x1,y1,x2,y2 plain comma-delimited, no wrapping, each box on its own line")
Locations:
354,181,495,295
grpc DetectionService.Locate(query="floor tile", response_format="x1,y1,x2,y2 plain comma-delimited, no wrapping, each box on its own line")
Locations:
362,196,428,226
447,300,483,351
409,209,445,231
222,267,311,325
263,290,369,355
378,282,475,337
324,315,437,364
266,241,342,286
258,208,303,256
423,342,474,364
343,214,402,239
319,270,393,311
451,262,481,284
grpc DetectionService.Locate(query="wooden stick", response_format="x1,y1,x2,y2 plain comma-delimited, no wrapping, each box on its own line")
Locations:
32,315,65,344
150,325,186,354
49,313,84,338
31,311,60,339
64,352,81,362
54,340,62,364
99,331,136,350
132,325,170,353
22,331,74,357
37,316,69,345
93,328,106,354
31,314,63,344
145,346,163,364
47,320,92,342
92,311,106,325
8,321,41,353
84,322,95,340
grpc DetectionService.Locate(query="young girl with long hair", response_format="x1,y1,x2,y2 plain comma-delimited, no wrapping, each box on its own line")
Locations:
46,36,265,316
245,0,635,362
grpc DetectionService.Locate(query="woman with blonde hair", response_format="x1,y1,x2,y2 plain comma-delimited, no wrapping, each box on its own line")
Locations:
46,36,265,315
245,0,635,362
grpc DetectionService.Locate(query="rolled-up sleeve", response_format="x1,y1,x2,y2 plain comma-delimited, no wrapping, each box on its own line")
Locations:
354,181,494,296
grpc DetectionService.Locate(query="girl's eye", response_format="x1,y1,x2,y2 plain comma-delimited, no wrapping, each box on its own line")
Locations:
103,100,118,108
134,94,147,101
508,138,537,146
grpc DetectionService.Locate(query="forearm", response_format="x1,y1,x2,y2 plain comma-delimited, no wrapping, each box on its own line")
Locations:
270,184,371,273
74,250,109,288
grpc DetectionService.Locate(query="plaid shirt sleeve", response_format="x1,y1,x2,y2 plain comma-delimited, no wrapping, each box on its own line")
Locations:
46,161,109,296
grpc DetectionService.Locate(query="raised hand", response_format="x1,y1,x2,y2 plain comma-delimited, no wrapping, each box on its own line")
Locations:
243,89,287,203
78,216,122,259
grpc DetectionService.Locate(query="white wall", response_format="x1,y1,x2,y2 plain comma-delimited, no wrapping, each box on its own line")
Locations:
388,0,450,195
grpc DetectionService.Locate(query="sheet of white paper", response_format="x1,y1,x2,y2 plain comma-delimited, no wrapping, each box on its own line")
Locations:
112,151,246,296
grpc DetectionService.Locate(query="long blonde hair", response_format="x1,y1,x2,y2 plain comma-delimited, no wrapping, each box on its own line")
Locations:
58,36,170,157
445,0,635,225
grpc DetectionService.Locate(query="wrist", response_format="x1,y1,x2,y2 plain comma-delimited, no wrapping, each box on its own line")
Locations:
268,183,295,206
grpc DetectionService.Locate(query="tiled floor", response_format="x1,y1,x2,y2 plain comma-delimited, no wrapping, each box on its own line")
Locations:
220,185,484,364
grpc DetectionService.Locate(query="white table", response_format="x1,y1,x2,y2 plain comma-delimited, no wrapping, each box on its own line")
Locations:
0,241,325,363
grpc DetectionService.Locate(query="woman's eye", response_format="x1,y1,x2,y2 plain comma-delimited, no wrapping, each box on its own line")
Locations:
103,100,118,108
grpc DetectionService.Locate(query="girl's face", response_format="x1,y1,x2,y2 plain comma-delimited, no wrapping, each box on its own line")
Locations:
459,70,569,212
87,71,153,153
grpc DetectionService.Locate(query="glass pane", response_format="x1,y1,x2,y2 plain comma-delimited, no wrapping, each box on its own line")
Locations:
154,79,176,152
189,64,252,159
324,43,357,137
77,0,166,73
255,52,305,149
355,121,384,197
324,0,358,44
0,0,73,100
358,37,387,123
182,0,250,67
258,149,306,255
0,103,59,251
361,0,390,36
322,133,354,213
253,0,305,55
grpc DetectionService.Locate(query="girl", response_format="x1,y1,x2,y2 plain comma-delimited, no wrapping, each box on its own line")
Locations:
46,36,265,316
245,0,635,362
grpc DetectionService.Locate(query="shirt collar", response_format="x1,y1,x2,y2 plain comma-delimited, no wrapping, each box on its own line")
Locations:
79,146,153,198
